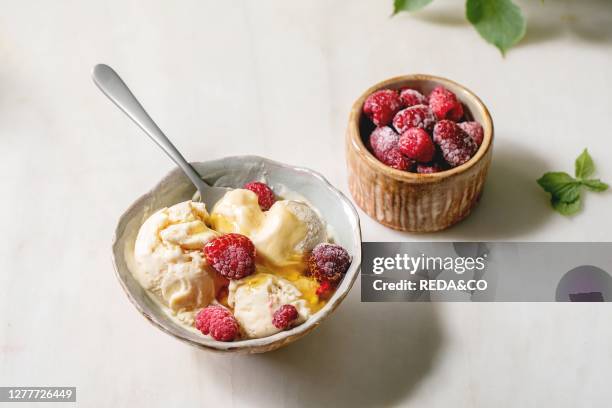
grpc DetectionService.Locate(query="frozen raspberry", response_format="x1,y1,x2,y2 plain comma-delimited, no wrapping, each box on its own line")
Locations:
383,148,413,171
244,181,276,211
363,89,402,126
458,121,484,146
432,120,453,144
416,163,445,174
369,126,399,157
308,243,351,285
369,127,413,171
316,280,333,300
195,305,239,341
433,120,478,167
392,105,436,134
428,86,464,121
449,105,463,121
204,233,255,279
272,304,299,330
399,88,427,107
398,128,436,163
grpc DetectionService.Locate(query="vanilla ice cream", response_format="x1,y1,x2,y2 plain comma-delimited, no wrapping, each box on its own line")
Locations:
228,273,311,338
133,201,219,322
210,189,326,265
208,189,264,236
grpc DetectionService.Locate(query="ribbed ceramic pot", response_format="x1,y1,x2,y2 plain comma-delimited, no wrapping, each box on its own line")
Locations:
346,74,494,232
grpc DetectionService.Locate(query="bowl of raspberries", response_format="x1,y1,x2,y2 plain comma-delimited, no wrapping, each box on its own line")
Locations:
346,74,493,232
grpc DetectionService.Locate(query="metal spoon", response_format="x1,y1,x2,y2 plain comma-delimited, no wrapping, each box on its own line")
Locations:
91,63,230,208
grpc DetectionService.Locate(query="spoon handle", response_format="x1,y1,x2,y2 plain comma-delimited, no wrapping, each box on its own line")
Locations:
92,64,209,194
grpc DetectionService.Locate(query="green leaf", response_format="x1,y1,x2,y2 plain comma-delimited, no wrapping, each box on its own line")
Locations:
552,196,581,216
555,182,582,203
466,0,526,55
393,0,433,15
582,179,609,192
537,172,576,190
575,149,595,179
537,172,582,203
538,149,608,216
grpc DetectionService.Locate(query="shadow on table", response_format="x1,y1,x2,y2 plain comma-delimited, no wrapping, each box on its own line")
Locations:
442,139,553,240
519,0,612,47
397,0,612,47
396,2,467,27
250,292,443,407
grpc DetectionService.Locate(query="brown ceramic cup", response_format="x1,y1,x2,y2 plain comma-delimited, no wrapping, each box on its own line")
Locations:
346,74,494,232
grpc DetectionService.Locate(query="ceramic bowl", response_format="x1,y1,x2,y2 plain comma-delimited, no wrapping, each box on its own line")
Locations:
112,156,361,353
346,74,494,232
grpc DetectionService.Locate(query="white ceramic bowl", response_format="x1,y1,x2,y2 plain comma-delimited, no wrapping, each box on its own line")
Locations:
112,156,362,353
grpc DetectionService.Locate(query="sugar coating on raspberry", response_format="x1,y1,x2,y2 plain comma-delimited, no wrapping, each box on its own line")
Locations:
195,305,239,342
204,233,256,280
369,127,413,171
392,105,436,134
416,163,445,174
369,126,399,157
429,86,464,121
458,121,484,146
244,181,276,211
399,88,427,107
363,89,402,126
398,128,436,163
272,304,299,330
433,120,478,167
308,243,351,285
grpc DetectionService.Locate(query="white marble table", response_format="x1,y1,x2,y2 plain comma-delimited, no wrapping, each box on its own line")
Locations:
1,0,611,406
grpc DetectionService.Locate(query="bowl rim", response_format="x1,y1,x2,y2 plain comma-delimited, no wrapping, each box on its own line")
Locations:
348,74,494,183
111,155,362,352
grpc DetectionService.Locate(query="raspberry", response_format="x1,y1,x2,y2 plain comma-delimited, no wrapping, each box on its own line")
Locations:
448,104,463,121
316,281,333,300
363,89,402,126
428,86,464,121
433,120,478,167
204,233,255,280
416,162,445,174
458,121,484,146
382,148,413,171
392,105,436,134
308,243,351,285
369,126,399,157
369,127,413,171
399,88,427,107
272,304,299,330
244,181,276,211
195,305,239,341
398,128,436,163
432,120,454,144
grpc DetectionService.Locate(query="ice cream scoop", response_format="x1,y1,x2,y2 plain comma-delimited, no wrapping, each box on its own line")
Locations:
228,273,310,338
210,189,326,265
208,189,264,236
133,201,219,322
253,200,326,264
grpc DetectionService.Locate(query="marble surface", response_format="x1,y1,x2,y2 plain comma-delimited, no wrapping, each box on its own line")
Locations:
1,0,611,406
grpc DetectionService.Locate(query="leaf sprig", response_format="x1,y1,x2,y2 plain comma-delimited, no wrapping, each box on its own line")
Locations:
537,149,609,216
392,0,526,55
